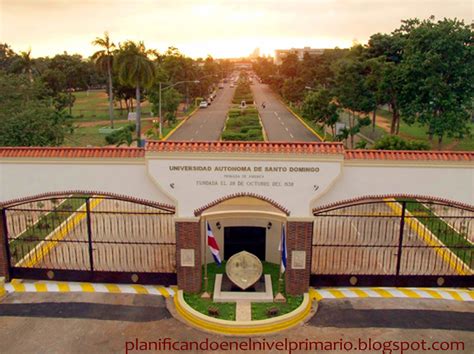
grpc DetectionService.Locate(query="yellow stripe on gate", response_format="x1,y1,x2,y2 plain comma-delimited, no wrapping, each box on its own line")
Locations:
351,289,369,297
384,199,471,276
57,283,70,292
34,283,48,292
328,289,346,298
157,287,169,298
12,282,26,292
20,198,104,268
131,285,148,294
421,289,443,299
398,288,421,298
105,284,121,293
444,290,464,301
80,283,95,292
372,288,394,298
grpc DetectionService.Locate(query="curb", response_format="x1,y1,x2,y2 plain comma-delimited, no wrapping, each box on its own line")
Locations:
258,111,268,142
173,290,314,336
162,106,199,141
309,287,474,302
279,99,324,141
2,279,177,297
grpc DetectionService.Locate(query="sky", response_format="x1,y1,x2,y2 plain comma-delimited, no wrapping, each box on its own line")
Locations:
0,0,472,59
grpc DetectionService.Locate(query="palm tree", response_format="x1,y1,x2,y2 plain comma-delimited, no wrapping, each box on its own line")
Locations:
92,32,116,128
114,41,155,147
18,49,34,82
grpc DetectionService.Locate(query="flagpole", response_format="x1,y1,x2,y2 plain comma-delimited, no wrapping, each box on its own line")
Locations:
274,222,286,303
201,220,211,299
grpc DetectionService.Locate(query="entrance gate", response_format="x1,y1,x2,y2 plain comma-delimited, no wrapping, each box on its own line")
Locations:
311,197,473,287
2,192,177,284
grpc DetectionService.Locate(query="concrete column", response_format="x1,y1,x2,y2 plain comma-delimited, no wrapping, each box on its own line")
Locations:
175,220,202,293
0,210,10,281
285,221,313,295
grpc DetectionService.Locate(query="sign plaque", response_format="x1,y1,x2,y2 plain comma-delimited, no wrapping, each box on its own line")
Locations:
291,250,306,269
180,249,195,267
225,251,263,290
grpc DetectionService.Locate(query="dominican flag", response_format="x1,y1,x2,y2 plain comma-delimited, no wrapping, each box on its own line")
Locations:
279,225,287,273
207,222,222,265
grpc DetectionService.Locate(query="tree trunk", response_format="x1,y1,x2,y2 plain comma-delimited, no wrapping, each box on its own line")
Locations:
68,90,72,116
349,111,354,149
107,60,114,128
136,84,142,147
372,108,377,132
437,135,443,150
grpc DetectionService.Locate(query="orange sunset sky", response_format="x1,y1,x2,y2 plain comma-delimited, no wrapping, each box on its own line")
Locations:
1,0,472,58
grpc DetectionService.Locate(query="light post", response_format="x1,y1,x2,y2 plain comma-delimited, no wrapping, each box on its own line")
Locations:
158,80,200,138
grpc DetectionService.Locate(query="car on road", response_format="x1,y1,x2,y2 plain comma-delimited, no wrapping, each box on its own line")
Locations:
199,101,208,108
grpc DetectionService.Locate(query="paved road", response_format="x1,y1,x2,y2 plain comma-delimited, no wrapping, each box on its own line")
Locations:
168,84,235,141
1,292,472,353
251,81,320,142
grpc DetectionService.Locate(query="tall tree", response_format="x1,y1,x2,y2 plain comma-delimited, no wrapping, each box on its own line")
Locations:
366,32,405,134
114,41,156,146
92,32,116,128
302,88,339,138
17,49,35,82
334,52,374,148
398,18,474,148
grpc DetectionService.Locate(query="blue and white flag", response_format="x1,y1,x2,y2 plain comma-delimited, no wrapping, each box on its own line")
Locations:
279,225,287,273
207,222,222,265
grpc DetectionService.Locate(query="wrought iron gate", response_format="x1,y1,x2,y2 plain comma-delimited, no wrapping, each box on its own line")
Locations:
2,192,177,285
311,197,473,287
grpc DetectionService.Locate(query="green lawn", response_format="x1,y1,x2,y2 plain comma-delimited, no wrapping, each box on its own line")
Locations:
377,109,474,150
339,111,387,142
182,261,303,321
400,200,473,267
183,262,236,320
72,91,152,122
9,197,86,264
63,122,134,147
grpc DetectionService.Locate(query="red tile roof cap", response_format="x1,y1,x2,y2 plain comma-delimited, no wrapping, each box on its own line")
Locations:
146,141,345,154
0,147,145,158
345,149,473,161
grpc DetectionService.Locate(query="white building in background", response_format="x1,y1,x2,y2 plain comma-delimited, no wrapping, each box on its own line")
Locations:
274,47,325,65
249,47,260,59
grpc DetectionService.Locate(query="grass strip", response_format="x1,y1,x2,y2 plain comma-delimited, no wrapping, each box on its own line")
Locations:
183,261,303,321
399,199,472,267
8,197,87,264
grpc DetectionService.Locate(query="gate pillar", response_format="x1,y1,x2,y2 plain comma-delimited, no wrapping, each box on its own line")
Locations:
175,219,202,293
285,220,313,295
0,210,10,281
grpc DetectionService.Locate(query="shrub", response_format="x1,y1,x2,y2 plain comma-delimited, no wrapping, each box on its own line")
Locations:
374,135,430,150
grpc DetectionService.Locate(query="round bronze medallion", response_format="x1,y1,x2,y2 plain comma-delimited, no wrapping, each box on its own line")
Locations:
225,251,263,290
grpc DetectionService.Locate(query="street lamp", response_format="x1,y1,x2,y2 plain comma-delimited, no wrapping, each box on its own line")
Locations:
158,80,200,138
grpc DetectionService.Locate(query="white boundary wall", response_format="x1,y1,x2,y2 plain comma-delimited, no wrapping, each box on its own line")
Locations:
1,155,472,217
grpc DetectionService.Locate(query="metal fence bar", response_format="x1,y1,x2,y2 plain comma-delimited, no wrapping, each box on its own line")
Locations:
311,199,473,287
85,197,94,272
395,201,406,275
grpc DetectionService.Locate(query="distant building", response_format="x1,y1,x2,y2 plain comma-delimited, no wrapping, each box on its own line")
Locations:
274,47,325,65
249,47,260,59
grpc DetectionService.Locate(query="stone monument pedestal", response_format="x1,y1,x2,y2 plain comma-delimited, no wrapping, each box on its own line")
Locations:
213,274,273,302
